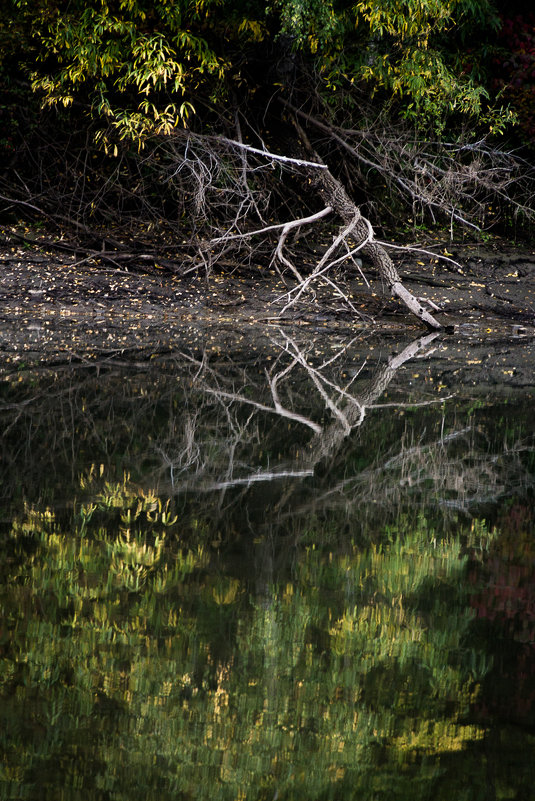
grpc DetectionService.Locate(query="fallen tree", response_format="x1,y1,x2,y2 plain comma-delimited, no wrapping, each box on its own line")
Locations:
1,0,535,328
2,108,535,329
206,128,443,328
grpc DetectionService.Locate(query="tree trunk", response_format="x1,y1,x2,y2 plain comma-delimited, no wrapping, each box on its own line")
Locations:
306,162,442,329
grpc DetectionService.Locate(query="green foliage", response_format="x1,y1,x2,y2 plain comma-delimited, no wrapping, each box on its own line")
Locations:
12,0,224,145
268,0,341,52
273,0,505,128
1,0,514,145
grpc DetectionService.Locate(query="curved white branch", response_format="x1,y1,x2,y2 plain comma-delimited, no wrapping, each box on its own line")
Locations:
211,206,332,244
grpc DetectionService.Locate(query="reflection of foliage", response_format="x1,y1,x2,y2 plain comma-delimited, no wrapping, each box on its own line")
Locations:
9,468,207,614
1,344,534,797
241,522,491,796
1,493,502,800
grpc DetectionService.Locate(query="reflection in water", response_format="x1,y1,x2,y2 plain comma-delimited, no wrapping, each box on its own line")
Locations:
1,328,534,799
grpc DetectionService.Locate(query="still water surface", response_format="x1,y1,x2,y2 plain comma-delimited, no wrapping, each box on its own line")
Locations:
1,325,534,800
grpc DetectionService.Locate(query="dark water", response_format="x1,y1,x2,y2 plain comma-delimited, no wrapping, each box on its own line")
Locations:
1,325,534,800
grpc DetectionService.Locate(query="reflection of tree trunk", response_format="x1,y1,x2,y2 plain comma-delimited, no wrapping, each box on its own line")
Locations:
303,332,440,469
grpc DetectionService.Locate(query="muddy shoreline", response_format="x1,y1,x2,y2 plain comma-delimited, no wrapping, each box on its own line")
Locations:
1,229,534,369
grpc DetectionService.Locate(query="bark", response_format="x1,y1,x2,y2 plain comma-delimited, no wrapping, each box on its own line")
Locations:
305,161,442,329
285,105,442,329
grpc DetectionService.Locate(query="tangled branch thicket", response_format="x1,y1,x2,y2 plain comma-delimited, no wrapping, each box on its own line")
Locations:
284,101,535,233
2,103,535,284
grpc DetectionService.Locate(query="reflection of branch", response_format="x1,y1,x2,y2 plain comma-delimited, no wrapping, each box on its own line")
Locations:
5,337,532,539
287,430,535,521
203,387,322,434
157,334,445,504
156,413,204,487
383,426,472,468
272,332,361,434
275,332,366,408
171,333,455,513
197,469,314,492
304,332,442,468
194,329,462,526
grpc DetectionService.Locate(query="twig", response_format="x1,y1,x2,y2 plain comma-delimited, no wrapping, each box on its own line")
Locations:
375,240,464,272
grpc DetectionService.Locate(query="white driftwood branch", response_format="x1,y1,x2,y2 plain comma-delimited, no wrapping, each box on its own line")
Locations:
389,281,442,329
277,214,372,314
217,137,329,168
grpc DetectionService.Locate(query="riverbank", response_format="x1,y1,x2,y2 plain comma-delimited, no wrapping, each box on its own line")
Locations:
0,226,534,368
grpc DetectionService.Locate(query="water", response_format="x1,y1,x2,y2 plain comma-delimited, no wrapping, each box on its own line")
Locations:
1,325,534,800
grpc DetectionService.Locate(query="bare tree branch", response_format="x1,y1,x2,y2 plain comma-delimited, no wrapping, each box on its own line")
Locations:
214,136,330,169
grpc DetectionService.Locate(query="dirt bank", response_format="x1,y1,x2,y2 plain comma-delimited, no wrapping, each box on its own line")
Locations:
0,227,534,368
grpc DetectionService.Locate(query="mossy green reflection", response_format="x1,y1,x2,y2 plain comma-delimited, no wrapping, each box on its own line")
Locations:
1,474,498,801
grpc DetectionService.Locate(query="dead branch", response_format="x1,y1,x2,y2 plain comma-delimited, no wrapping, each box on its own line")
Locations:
277,212,372,313
282,99,535,232
294,145,443,327
5,104,535,330
210,206,332,244
375,239,464,273
214,135,329,169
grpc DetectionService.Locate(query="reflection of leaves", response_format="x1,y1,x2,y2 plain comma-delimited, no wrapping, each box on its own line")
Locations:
11,503,57,538
2,353,534,799
0,504,517,801
7,470,208,616
109,529,165,568
213,578,242,606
